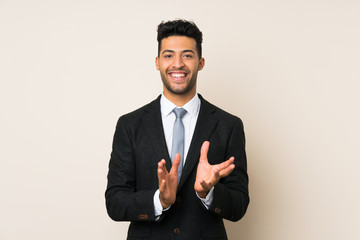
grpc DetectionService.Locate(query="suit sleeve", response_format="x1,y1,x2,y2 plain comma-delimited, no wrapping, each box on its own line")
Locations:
209,117,250,221
105,117,156,222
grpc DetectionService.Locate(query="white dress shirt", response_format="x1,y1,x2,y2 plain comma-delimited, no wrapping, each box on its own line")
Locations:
161,93,200,162
153,93,214,218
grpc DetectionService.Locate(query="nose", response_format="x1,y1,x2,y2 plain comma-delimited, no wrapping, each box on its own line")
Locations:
172,55,184,69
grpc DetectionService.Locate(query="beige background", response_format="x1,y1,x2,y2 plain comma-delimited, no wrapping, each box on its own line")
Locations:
1,0,359,239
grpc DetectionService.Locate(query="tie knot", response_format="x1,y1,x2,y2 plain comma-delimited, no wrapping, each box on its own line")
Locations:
173,108,187,119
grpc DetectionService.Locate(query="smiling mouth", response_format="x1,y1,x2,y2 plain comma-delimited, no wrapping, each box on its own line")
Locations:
169,72,188,80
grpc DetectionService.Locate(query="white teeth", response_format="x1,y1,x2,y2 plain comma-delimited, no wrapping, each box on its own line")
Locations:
171,73,186,78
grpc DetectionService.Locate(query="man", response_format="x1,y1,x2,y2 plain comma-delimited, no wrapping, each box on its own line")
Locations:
105,19,249,240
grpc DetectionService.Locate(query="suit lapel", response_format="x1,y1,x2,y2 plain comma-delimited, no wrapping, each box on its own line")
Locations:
140,95,219,188
178,96,219,189
141,96,172,170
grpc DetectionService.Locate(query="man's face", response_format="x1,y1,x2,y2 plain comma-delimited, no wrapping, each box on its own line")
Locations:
156,36,205,99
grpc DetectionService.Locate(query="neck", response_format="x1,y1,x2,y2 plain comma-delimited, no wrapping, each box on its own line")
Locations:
163,89,196,107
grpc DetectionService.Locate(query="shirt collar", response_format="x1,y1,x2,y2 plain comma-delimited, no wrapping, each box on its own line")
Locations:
160,93,200,117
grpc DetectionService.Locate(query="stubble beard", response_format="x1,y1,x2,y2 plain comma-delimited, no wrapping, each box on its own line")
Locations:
161,72,198,96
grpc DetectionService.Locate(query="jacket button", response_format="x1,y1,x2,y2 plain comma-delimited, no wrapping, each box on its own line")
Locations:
138,214,148,220
214,207,222,214
173,228,180,235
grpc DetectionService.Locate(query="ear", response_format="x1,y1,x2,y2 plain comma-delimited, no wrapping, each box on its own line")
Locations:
155,56,160,70
198,57,205,71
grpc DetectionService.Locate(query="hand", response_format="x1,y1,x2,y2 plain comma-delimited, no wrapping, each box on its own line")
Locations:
157,154,181,209
194,141,235,198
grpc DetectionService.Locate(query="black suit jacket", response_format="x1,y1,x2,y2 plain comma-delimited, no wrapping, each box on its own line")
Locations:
106,95,249,240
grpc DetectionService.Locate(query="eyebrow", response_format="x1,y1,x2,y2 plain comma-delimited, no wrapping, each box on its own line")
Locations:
161,49,195,55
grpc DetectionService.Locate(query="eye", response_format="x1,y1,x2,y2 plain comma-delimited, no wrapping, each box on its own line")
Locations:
163,54,173,59
184,54,193,58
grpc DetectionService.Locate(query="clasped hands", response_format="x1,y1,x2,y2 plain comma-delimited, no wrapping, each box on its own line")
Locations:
157,141,235,209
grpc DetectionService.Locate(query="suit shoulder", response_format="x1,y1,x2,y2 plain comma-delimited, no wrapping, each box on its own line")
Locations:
114,96,160,129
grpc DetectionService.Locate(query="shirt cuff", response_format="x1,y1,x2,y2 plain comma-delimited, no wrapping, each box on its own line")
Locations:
153,189,170,220
196,187,214,209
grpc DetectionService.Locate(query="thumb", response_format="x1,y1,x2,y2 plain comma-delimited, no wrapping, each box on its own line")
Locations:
200,141,210,163
170,153,181,175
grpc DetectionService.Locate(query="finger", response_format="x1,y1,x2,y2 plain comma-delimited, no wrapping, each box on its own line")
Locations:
170,153,181,175
158,159,168,174
157,159,167,183
159,179,166,193
158,159,165,168
200,178,215,192
158,168,165,185
200,167,220,189
200,141,210,163
219,164,235,178
211,167,220,184
199,179,208,190
216,157,235,171
157,160,165,175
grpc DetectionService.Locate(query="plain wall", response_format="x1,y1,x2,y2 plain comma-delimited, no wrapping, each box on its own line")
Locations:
1,0,359,239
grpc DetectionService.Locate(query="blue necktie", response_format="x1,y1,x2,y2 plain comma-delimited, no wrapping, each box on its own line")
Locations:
171,108,187,181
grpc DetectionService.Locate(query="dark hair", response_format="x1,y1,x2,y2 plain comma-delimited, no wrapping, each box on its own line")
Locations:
157,19,203,58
